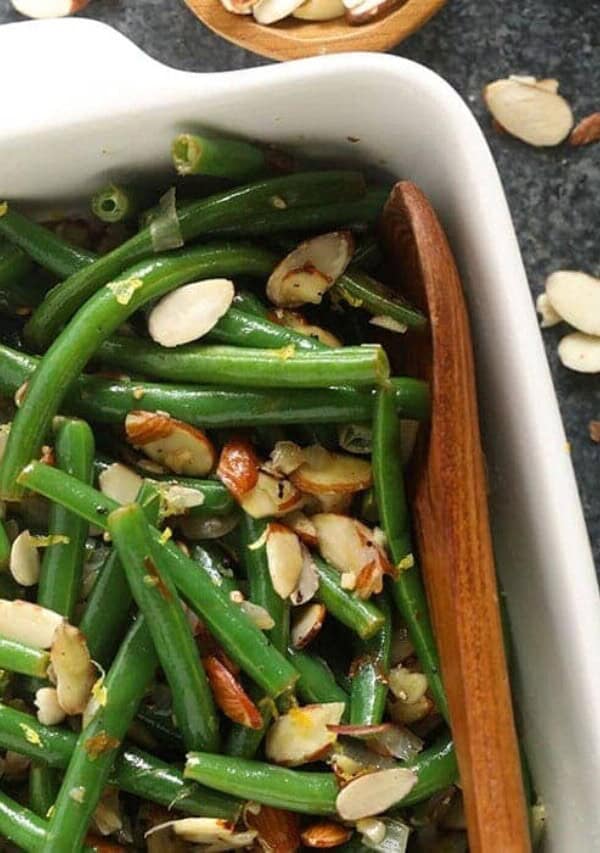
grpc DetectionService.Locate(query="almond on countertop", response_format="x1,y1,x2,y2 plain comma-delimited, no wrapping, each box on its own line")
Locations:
570,112,600,146
10,0,89,17
125,411,215,476
545,270,600,336
589,421,600,443
558,332,600,373
266,232,354,308
536,293,562,328
148,279,234,347
483,76,573,146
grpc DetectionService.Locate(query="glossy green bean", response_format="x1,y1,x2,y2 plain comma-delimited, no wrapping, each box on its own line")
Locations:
0,243,276,500
24,171,365,349
37,417,94,619
0,238,33,288
135,705,185,754
0,635,49,678
232,289,269,317
372,388,448,721
287,647,350,709
224,688,273,759
209,306,324,352
172,133,269,179
91,183,147,224
335,269,427,329
349,594,392,725
29,762,58,818
314,556,385,639
185,753,339,815
401,734,459,807
0,789,47,853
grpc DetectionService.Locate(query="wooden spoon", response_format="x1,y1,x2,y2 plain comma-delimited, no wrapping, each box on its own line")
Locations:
182,0,446,61
381,182,531,853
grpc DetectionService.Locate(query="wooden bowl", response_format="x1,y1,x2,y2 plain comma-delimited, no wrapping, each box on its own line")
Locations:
182,0,447,61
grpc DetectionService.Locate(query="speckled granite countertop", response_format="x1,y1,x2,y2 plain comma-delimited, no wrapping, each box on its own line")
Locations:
1,0,598,567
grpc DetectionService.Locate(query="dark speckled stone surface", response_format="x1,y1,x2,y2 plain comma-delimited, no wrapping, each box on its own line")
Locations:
1,0,598,567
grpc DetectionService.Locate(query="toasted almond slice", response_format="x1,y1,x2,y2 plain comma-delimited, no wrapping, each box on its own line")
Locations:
369,315,408,334
293,0,344,19
558,332,600,373
155,483,205,517
0,600,63,648
388,694,434,725
148,279,234,347
336,767,418,820
147,818,240,844
536,293,562,328
51,623,96,715
545,270,600,336
266,703,345,766
266,523,303,599
253,0,305,22
483,77,573,146
35,687,66,726
388,664,428,704
245,805,301,852
308,492,354,515
217,438,261,500
345,0,399,24
92,787,122,837
291,602,326,648
301,821,352,847
9,529,40,586
285,511,318,547
267,441,305,476
570,112,600,146
291,446,372,495
270,310,342,348
267,233,354,308
126,411,215,476
290,544,320,605
10,0,89,17
313,513,365,576
239,600,275,630
98,462,143,505
240,471,303,519
203,655,263,729
327,722,391,738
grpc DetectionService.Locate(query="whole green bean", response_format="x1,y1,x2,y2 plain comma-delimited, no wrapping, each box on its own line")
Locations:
0,635,49,678
0,518,10,569
0,789,47,853
24,171,365,349
287,647,350,709
372,388,448,721
185,753,339,815
29,762,58,818
91,183,147,224
42,614,158,853
37,417,94,619
172,133,270,179
209,306,324,352
335,269,427,329
108,503,219,752
0,206,96,278
0,242,276,500
97,337,389,388
314,555,385,640
349,594,392,725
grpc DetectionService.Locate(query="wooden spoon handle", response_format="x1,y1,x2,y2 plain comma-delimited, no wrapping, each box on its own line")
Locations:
382,182,531,853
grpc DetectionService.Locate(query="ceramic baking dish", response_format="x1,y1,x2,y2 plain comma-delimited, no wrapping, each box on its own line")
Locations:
1,18,599,850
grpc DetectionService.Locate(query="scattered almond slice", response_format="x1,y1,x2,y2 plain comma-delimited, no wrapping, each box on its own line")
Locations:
244,805,301,852
203,654,263,729
293,0,344,19
266,703,345,766
285,511,318,547
266,441,305,476
545,270,600,336
35,687,65,726
217,438,261,501
240,471,303,519
266,232,354,307
238,599,275,630
290,544,320,605
155,483,205,517
0,600,63,649
270,310,342,348
483,77,573,146
307,491,354,515
51,623,96,715
126,411,215,476
388,694,434,725
9,529,40,586
290,445,372,495
336,767,418,820
301,821,352,847
344,0,399,25
589,421,600,443
10,0,89,17
265,523,303,599
291,602,326,648
570,112,600,146
369,314,408,334
388,664,429,704
558,332,600,373
98,462,143,505
536,293,562,328
253,0,305,23
219,0,256,13
148,279,234,347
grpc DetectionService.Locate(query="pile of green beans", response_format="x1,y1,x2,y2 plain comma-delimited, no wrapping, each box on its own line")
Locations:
0,135,530,853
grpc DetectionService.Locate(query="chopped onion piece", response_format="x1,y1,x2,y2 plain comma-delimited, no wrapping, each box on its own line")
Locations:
149,187,183,252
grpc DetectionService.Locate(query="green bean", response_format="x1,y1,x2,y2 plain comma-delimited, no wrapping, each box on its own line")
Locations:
349,594,391,725
232,289,269,317
372,388,448,721
189,543,238,596
352,234,383,272
172,133,270,179
0,206,96,278
24,172,365,349
37,417,94,619
42,614,158,852
0,789,47,853
334,270,427,329
97,337,389,388
91,183,147,224
108,504,219,752
224,688,273,759
185,753,339,815
29,762,58,818
0,635,49,678
287,648,350,709
0,518,10,569
401,734,458,807
209,306,324,352
0,243,275,500
0,238,33,289
136,705,185,754
314,555,385,640
0,571,20,600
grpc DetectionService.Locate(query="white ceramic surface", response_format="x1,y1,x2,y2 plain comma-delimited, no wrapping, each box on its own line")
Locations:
1,19,599,850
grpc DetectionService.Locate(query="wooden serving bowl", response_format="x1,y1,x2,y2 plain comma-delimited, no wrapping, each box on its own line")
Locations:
182,0,447,61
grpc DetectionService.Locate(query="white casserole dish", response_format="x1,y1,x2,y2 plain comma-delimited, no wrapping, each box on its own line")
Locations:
1,18,599,850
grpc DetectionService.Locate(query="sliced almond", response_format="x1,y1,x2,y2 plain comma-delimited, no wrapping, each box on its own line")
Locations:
0,600,63,648
147,818,246,845
285,511,318,547
253,0,305,23
266,523,303,599
267,441,305,476
483,77,573,146
291,446,372,495
35,687,66,726
148,279,234,348
545,270,600,336
219,0,256,13
369,315,407,334
9,529,40,586
155,483,205,517
307,492,354,515
570,112,600,146
536,293,562,328
290,544,320,605
313,514,392,598
266,703,345,766
388,694,434,725
92,787,122,837
10,0,89,17
270,310,342,348
217,438,261,500
98,462,143,505
244,805,301,852
203,655,263,729
238,600,275,630
558,332,600,373
267,232,354,308
50,623,96,715
240,471,303,519
336,767,418,820
291,602,326,648
126,411,215,476
345,0,399,24
388,664,429,704
301,821,352,847
293,0,344,19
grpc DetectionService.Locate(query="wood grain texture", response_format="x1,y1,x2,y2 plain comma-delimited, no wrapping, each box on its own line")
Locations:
182,0,446,61
381,182,531,853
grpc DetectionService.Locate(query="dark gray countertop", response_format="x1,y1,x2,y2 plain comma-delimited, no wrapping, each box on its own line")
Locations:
1,0,598,566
